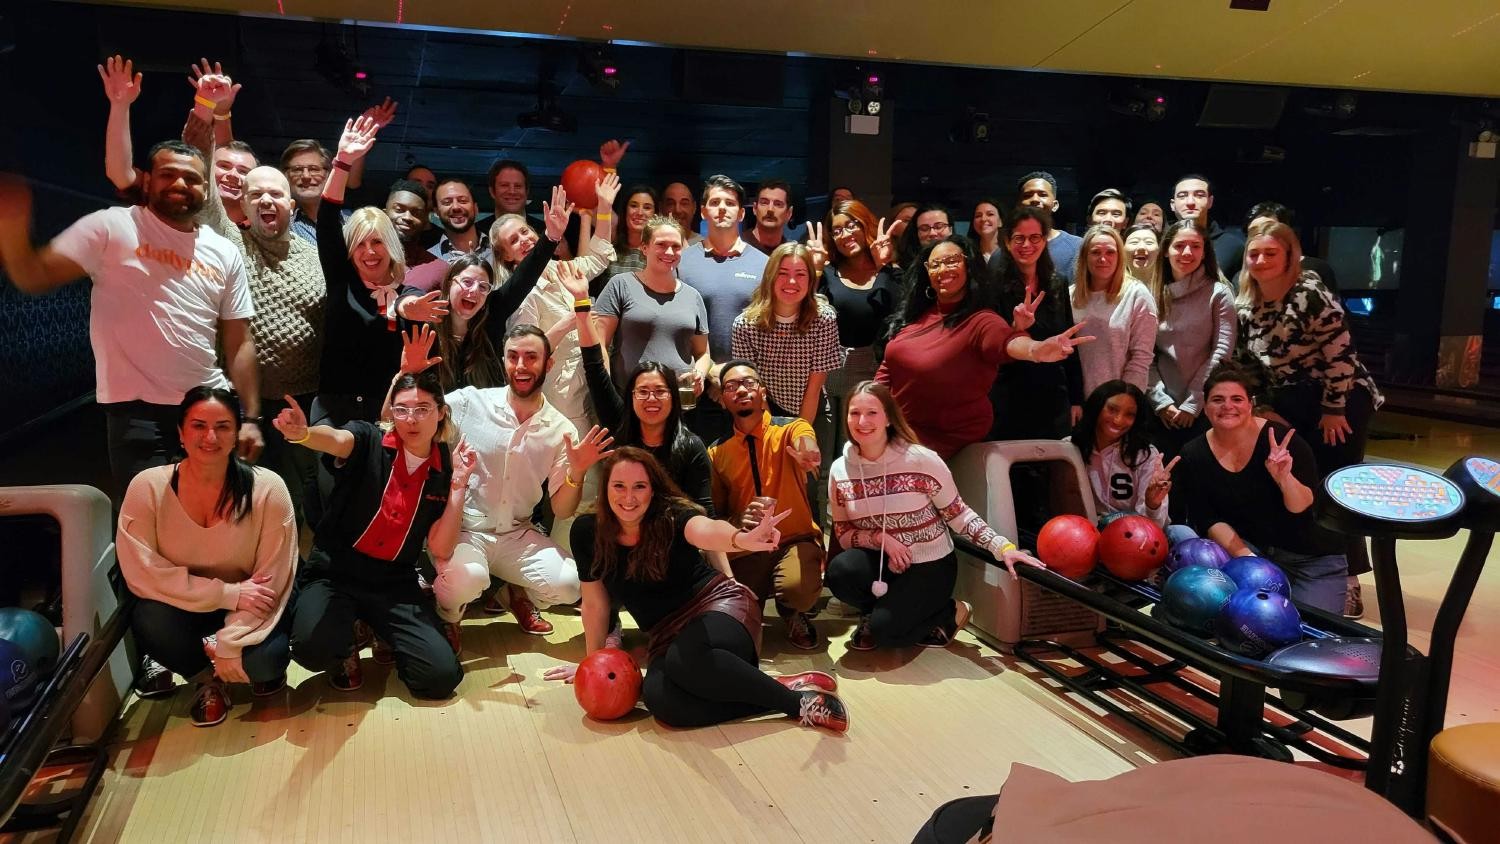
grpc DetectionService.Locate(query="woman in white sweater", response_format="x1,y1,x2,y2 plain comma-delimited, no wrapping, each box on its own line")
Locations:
117,387,298,727
1069,224,1158,395
826,382,1044,651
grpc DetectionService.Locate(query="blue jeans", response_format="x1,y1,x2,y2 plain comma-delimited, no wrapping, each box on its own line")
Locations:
1259,546,1348,615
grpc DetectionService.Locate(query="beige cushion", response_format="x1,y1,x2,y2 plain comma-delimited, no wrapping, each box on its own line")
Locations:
1428,722,1500,844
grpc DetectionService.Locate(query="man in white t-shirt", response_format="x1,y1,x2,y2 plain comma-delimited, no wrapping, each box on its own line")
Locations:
0,140,260,500
425,325,613,641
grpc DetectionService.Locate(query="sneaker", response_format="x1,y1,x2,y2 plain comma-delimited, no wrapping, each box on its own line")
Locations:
785,612,821,651
251,675,287,697
190,680,230,727
372,637,396,665
846,616,876,651
1344,578,1365,620
329,655,364,691
508,585,553,635
353,619,374,649
136,656,176,699
776,670,838,693
440,622,462,655
797,690,850,733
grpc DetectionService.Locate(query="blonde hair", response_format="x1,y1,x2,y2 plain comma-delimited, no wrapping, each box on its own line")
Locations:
1236,219,1305,309
488,213,532,283
1071,224,1127,308
342,207,407,286
641,214,687,246
741,243,826,332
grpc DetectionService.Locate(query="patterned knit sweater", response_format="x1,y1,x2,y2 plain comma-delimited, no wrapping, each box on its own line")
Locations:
199,190,325,397
829,439,1013,565
1237,272,1384,413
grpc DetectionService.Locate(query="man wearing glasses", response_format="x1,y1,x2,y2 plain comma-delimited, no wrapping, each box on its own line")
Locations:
708,361,826,650
1170,173,1244,282
1013,171,1082,278
280,139,350,244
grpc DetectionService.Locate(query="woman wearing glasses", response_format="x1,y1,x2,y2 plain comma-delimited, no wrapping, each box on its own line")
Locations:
990,206,1087,439
275,372,472,698
876,236,1092,459
895,202,953,273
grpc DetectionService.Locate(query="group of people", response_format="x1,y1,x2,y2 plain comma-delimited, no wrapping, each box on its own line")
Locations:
0,56,1382,733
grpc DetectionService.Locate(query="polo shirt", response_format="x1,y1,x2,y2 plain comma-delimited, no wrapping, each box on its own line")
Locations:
313,421,452,579
678,237,764,361
709,410,820,547
446,386,578,534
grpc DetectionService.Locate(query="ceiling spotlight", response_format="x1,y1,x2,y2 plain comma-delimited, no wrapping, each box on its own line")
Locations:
1109,84,1168,122
517,85,578,133
580,44,621,92
316,27,371,96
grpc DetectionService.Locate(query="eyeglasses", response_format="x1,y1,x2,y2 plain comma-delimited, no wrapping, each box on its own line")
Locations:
722,377,761,392
916,222,952,236
925,256,965,271
390,404,436,421
832,222,862,237
632,388,672,400
1008,234,1046,246
286,165,327,177
455,278,493,293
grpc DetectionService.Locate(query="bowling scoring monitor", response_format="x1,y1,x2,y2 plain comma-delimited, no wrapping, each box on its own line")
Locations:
1324,464,1465,524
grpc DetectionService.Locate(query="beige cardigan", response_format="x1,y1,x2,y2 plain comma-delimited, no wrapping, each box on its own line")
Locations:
117,464,297,657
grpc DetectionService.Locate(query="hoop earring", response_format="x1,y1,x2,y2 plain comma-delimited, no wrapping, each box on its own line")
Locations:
924,285,936,300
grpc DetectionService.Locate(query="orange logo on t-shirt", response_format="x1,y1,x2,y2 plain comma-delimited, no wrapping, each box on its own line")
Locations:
134,243,225,285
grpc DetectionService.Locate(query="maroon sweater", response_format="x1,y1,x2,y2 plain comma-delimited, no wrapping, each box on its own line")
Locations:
876,305,1018,459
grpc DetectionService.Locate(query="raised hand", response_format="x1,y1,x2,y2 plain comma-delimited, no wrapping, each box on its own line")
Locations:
194,73,237,110
0,174,34,230
805,221,827,265
555,261,591,301
998,547,1046,578
594,171,622,211
870,217,896,267
542,185,575,242
271,395,310,443
1013,287,1044,332
336,115,381,162
363,96,398,129
740,508,790,552
1146,455,1181,509
399,290,450,324
98,55,143,105
451,437,479,491
1264,427,1296,484
188,58,240,111
598,138,630,170
400,324,444,374
1319,413,1352,446
237,417,264,462
564,425,616,475
1029,323,1095,363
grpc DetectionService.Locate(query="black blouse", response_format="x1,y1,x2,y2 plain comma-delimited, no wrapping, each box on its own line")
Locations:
572,510,717,632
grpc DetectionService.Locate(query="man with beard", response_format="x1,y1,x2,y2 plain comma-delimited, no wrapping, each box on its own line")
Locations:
424,326,614,641
383,178,438,272
0,138,259,501
661,181,704,246
428,179,488,261
678,175,763,443
745,180,794,255
707,360,825,650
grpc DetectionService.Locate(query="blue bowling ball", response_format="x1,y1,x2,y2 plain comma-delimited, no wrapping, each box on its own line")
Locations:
1164,537,1231,575
1098,510,1136,530
1221,556,1291,597
1158,566,1237,634
1215,589,1303,658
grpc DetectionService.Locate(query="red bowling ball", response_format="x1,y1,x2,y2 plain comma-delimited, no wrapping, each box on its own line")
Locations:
1098,515,1169,581
1036,515,1099,580
574,647,642,721
561,159,603,209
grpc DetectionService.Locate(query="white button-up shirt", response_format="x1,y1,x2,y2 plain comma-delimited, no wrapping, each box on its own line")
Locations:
446,385,579,534
508,236,616,424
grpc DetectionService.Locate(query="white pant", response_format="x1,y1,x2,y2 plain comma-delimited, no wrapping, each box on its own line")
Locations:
434,527,581,622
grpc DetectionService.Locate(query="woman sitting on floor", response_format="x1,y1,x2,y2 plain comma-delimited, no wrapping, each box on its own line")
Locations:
117,387,298,727
545,448,849,733
1069,380,1178,533
826,381,1045,651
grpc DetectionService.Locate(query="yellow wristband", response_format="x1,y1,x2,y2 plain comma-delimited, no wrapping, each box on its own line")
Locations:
595,212,612,220
213,112,232,122
997,541,1017,555
194,95,217,110
564,469,580,488
573,298,592,308
289,432,311,445
602,167,617,174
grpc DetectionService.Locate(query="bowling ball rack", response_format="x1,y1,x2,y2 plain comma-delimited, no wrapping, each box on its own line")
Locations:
969,546,1390,766
0,595,131,840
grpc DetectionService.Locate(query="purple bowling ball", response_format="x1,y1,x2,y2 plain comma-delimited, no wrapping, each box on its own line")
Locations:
1215,589,1303,658
1221,556,1291,597
1164,537,1231,576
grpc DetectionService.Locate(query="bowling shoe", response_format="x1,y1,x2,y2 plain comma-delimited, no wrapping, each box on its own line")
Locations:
330,655,364,691
846,617,876,651
508,585,554,635
1343,579,1364,619
372,636,396,665
776,670,838,693
353,619,374,649
190,680,230,727
785,612,821,650
797,691,850,733
440,622,463,655
252,675,286,697
136,655,176,699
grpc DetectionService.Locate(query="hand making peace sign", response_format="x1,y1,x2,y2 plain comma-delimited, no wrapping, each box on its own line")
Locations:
1028,323,1095,363
1264,427,1297,485
1012,287,1045,332
1146,455,1181,510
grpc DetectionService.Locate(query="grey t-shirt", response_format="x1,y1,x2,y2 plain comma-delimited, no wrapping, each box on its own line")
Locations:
595,271,709,380
677,241,764,361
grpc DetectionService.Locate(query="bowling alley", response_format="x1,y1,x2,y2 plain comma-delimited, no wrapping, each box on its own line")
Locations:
4,1,1500,842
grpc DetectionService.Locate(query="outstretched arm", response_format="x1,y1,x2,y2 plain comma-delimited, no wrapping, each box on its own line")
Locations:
99,55,143,191
0,177,86,295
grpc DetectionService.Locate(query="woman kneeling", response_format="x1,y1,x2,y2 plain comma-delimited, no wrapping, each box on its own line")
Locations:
548,448,849,733
117,387,297,727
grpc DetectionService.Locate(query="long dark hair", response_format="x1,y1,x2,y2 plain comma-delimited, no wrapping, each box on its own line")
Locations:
1070,380,1153,470
175,387,256,523
620,362,707,487
889,235,993,338
896,202,951,268
1153,218,1220,319
590,448,703,582
994,204,1059,292
613,185,659,253
436,254,503,390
